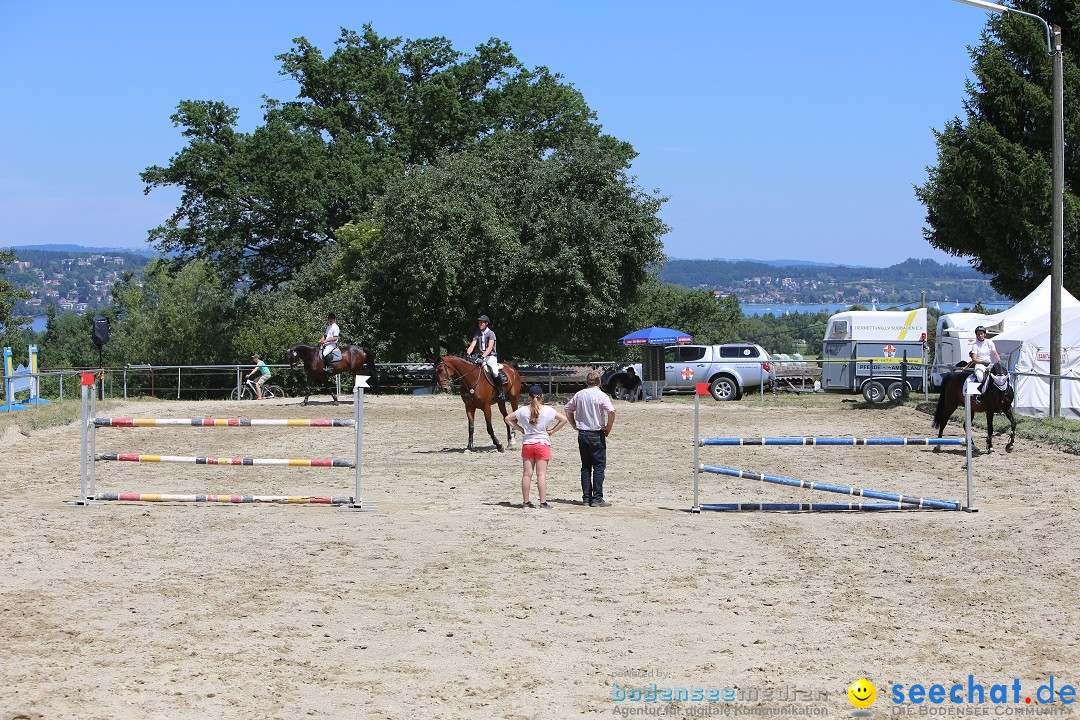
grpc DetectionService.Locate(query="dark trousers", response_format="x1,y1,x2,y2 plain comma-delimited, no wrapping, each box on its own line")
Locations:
578,431,607,502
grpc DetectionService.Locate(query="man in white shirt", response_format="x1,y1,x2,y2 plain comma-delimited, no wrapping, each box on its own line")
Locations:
565,370,616,507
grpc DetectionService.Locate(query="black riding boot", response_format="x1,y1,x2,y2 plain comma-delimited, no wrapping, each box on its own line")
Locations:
493,373,506,401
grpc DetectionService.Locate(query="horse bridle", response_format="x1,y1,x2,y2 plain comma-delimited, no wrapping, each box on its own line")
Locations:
434,357,484,392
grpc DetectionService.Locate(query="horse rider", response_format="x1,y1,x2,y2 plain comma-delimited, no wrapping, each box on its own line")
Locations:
318,313,340,365
466,314,505,400
966,325,1001,395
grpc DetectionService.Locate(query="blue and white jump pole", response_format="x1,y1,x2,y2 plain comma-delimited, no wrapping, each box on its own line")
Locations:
691,382,973,513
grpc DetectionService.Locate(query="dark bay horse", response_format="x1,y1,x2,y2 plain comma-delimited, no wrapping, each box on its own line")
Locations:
434,355,521,452
933,361,1016,453
285,344,379,405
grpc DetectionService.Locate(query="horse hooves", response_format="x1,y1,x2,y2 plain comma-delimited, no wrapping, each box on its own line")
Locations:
463,448,472,454
495,445,504,453
1006,444,1014,453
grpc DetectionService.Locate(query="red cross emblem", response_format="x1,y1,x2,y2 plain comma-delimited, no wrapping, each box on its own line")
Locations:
681,366,694,380
883,344,897,358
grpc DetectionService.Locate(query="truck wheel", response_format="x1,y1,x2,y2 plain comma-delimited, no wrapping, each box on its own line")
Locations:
607,374,627,398
709,376,739,401
862,380,886,403
886,382,906,401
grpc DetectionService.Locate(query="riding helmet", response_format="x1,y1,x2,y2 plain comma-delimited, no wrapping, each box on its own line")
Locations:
974,325,986,333
477,314,490,323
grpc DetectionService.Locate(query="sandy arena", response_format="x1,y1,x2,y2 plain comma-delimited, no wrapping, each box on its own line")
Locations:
1,392,1077,719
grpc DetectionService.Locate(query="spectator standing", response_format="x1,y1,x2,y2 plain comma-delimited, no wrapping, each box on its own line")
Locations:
504,385,568,509
565,370,616,507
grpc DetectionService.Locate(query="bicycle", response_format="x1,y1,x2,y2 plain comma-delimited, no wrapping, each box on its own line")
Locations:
229,378,286,401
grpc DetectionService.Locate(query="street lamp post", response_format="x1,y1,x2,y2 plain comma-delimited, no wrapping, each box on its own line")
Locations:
951,0,1064,417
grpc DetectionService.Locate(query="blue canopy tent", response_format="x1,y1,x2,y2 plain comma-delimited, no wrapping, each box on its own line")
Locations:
616,327,693,399
616,327,693,346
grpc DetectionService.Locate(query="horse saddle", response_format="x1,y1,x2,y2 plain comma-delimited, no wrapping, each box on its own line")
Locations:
484,364,508,385
964,368,1009,396
323,348,342,364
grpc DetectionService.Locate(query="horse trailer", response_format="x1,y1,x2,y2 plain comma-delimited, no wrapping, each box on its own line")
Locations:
820,309,927,403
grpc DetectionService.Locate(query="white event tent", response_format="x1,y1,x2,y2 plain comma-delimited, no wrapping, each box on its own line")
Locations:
934,276,1080,370
994,306,1080,419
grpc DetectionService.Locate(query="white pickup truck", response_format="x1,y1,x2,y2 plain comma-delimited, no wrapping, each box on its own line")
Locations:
603,343,776,401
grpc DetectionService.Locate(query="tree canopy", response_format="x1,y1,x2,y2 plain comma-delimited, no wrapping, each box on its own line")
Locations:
359,134,667,359
143,25,608,291
916,1,1079,300
0,250,30,348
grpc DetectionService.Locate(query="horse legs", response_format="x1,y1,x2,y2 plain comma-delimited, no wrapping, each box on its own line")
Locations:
483,403,504,452
303,381,312,406
985,410,994,454
496,398,517,448
1004,405,1016,452
932,397,956,453
465,406,476,453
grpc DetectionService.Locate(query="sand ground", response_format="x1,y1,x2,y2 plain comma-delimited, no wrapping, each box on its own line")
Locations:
1,392,1077,720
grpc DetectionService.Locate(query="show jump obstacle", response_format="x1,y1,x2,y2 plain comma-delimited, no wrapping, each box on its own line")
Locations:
68,374,374,512
1,345,49,413
691,383,976,513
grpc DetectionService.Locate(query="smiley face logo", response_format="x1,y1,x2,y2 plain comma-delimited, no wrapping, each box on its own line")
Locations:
848,678,877,708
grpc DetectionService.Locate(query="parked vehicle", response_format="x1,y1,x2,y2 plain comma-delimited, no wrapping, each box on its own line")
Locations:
820,309,926,403
602,343,775,401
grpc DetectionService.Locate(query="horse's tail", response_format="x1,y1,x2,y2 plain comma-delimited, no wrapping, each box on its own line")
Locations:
364,347,380,392
932,373,955,429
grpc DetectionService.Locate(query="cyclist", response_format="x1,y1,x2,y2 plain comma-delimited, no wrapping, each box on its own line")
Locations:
245,354,272,400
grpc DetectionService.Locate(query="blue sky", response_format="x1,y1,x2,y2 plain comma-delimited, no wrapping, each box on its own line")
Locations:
0,1,1001,266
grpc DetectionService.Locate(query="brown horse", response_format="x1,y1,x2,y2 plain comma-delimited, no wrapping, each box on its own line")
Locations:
285,343,379,405
433,355,521,452
933,361,1016,453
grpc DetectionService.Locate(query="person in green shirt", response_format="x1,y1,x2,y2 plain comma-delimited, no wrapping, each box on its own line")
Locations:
245,354,272,400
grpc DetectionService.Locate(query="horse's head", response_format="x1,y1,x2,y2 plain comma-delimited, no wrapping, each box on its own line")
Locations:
285,345,303,370
989,362,1012,393
433,357,455,393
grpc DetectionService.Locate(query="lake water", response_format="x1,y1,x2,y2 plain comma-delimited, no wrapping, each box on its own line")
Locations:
742,301,1013,317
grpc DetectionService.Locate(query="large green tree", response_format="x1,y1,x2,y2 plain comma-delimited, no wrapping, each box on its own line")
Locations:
0,249,30,349
627,280,744,348
143,25,602,291
916,1,1079,299
107,259,240,366
358,134,667,360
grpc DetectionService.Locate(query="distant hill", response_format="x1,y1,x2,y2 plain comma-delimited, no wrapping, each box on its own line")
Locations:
11,244,156,258
660,257,1009,305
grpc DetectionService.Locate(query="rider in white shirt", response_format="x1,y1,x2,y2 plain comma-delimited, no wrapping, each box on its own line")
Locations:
966,325,1001,394
318,313,340,363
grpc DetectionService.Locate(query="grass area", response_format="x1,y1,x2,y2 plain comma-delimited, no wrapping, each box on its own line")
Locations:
0,397,125,435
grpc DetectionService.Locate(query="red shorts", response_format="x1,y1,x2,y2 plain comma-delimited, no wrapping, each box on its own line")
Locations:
521,443,552,461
